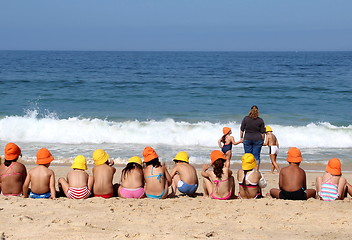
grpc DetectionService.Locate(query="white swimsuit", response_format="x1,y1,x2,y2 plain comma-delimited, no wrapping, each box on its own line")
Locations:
268,146,279,155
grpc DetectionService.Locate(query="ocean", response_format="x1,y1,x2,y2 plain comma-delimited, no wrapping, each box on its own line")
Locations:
0,51,351,167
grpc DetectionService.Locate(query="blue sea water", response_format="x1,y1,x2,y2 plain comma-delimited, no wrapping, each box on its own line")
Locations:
0,51,351,166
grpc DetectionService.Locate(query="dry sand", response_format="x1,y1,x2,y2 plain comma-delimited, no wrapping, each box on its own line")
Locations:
1,164,352,240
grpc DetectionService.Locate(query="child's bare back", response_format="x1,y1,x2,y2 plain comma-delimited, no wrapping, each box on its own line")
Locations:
266,132,278,146
92,164,116,196
67,170,90,188
28,166,54,194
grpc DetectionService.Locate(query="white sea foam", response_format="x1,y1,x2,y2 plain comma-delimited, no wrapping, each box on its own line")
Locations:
0,113,352,148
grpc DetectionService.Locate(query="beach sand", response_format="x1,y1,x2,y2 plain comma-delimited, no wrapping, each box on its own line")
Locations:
1,164,352,240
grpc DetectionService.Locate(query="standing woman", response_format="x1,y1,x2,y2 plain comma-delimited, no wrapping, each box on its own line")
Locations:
240,105,266,168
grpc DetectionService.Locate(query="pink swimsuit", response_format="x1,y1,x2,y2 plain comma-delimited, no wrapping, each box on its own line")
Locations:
210,191,232,200
119,187,145,199
210,178,232,200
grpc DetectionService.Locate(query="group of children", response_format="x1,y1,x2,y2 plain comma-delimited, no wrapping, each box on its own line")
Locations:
0,143,199,199
0,128,351,201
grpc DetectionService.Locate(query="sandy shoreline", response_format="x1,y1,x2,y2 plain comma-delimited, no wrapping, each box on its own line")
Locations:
1,164,352,239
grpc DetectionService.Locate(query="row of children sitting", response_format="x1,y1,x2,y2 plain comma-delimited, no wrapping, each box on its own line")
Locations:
0,143,350,201
0,143,199,199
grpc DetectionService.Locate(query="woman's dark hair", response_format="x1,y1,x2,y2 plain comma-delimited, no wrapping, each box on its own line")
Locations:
122,162,143,179
241,170,250,189
213,159,225,179
144,158,161,168
248,105,259,119
4,160,15,167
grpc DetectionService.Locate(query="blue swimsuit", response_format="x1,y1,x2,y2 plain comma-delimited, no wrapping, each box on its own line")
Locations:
145,167,165,199
30,191,51,199
222,143,232,154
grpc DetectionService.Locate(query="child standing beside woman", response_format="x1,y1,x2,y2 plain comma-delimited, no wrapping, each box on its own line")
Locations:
263,126,280,174
218,127,241,164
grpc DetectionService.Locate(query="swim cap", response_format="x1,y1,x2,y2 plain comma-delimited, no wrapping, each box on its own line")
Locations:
210,150,225,164
128,156,142,166
36,148,54,165
223,127,231,135
326,158,341,175
4,143,21,161
143,146,158,163
265,126,273,132
71,155,87,170
173,151,189,163
93,149,109,166
242,153,257,170
286,147,302,163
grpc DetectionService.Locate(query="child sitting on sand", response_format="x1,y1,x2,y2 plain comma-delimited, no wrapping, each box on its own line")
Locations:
202,150,235,200
58,155,93,199
237,153,266,199
23,148,56,199
218,127,241,164
263,126,280,174
118,156,145,199
270,147,316,200
0,143,27,196
92,149,117,198
143,147,172,199
316,158,352,201
169,152,198,197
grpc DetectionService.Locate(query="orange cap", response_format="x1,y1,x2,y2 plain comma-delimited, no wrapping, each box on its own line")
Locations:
326,158,341,175
36,148,54,165
4,143,21,160
286,147,302,163
223,127,231,135
210,150,226,164
143,146,158,163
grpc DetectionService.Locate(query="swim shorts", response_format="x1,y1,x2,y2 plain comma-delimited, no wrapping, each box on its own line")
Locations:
30,191,51,199
177,180,197,195
279,188,307,200
268,146,279,155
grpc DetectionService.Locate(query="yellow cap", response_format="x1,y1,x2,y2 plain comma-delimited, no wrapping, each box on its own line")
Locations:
71,155,87,170
265,126,273,132
173,151,189,163
128,156,142,166
92,149,109,166
241,153,257,170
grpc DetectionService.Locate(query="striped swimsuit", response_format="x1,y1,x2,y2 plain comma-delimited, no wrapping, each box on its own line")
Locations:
319,176,339,201
66,186,91,199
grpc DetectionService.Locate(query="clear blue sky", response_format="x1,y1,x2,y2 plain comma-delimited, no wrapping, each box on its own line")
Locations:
1,0,351,51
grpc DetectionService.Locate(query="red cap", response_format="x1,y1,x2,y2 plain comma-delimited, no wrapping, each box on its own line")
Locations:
143,146,158,163
326,158,341,175
210,150,226,164
286,147,302,163
4,143,21,160
36,148,54,165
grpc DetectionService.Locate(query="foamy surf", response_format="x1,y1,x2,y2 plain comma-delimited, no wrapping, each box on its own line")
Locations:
0,113,351,148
